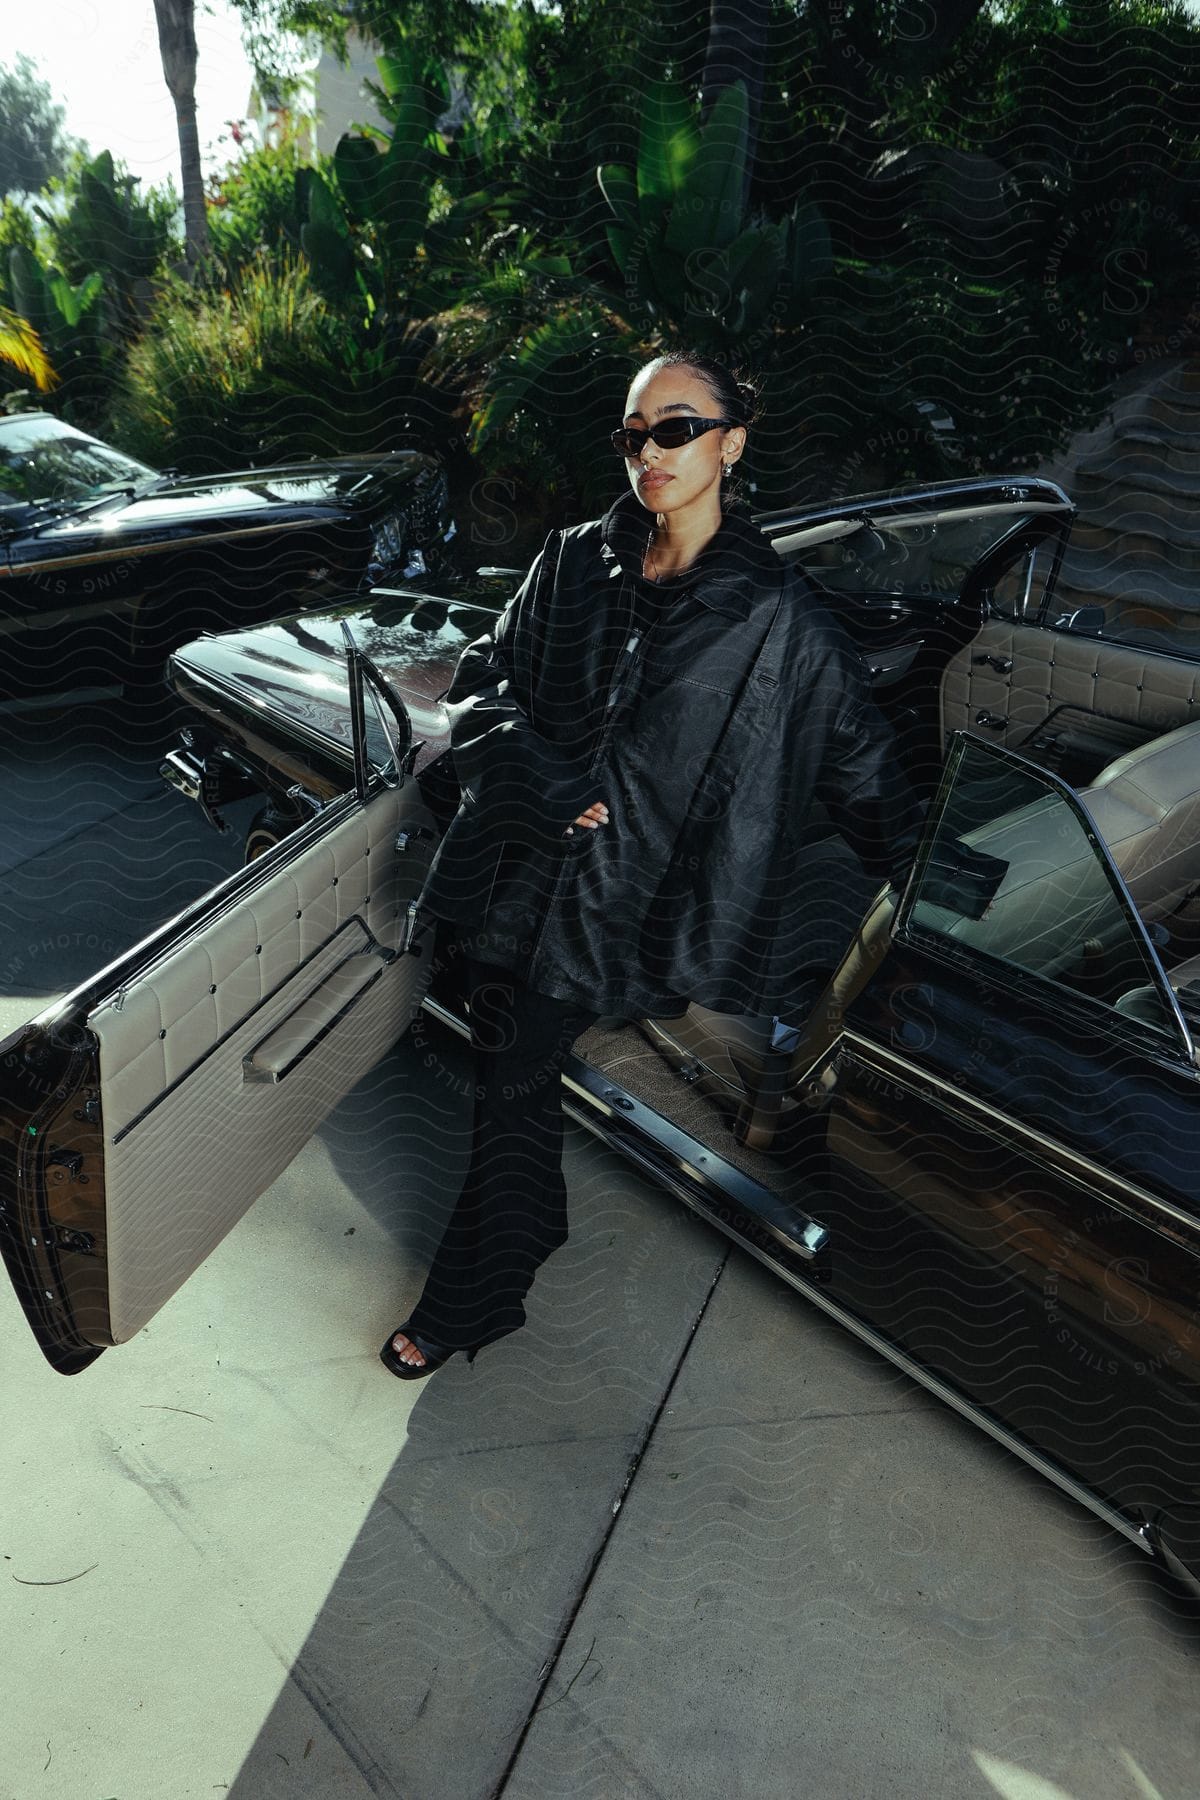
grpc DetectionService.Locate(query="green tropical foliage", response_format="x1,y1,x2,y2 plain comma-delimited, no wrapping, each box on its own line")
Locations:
37,151,181,337
491,0,1200,506
471,300,641,522
0,152,179,424
597,79,831,347
0,197,38,309
109,255,457,472
0,305,55,391
5,243,106,422
207,136,311,269
0,0,1194,537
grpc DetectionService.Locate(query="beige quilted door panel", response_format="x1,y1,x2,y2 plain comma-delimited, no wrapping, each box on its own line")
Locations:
86,778,435,1345
941,621,1200,752
940,620,1044,749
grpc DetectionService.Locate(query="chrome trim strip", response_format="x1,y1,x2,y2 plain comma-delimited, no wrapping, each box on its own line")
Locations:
768,501,1073,557
842,1029,1200,1254
419,992,471,1039
416,994,828,1259
559,1057,830,1260
754,476,1074,534
562,1102,829,1263
241,957,384,1086
10,515,319,577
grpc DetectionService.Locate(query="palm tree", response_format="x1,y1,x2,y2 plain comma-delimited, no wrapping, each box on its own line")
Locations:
0,308,55,391
152,0,211,268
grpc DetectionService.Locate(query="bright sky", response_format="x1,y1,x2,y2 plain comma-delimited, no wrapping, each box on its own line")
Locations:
12,0,263,192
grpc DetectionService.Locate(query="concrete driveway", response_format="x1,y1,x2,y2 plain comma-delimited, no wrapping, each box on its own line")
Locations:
1,695,1198,1800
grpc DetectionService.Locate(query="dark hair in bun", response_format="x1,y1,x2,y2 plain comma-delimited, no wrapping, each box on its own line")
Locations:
631,351,759,508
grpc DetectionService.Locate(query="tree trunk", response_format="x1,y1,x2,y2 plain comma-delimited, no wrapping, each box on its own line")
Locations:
152,0,211,269
700,0,769,201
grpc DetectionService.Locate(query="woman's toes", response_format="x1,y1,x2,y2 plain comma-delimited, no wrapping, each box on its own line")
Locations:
393,1333,425,1367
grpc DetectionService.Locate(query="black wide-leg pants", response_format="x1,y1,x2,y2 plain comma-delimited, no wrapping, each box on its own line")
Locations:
403,955,600,1355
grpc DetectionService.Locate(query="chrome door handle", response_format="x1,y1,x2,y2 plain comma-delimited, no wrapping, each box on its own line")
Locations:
972,653,1013,673
395,826,434,852
975,710,1007,730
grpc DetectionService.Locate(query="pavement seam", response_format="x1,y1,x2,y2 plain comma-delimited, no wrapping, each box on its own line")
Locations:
489,1244,733,1800
93,1430,402,1796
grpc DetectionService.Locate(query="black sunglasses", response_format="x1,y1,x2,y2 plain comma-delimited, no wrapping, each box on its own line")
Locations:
611,417,734,457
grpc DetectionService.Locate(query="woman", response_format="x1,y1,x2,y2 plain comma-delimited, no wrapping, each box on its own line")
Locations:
380,351,920,1378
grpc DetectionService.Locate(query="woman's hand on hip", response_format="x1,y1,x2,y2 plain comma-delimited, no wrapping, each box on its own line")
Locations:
564,801,609,836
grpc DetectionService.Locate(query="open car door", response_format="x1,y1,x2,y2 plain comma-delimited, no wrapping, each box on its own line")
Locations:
0,632,436,1372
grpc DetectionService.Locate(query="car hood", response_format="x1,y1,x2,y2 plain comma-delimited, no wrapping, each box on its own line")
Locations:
168,581,508,755
11,451,442,550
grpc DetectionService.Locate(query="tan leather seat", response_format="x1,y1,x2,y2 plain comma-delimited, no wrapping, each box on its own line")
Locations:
914,720,1200,974
1080,719,1200,924
1113,949,1200,1029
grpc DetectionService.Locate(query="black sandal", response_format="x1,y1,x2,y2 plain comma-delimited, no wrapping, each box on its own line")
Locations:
379,1322,481,1380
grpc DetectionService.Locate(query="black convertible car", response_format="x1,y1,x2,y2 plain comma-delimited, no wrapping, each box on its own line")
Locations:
5,474,1200,1599
0,410,452,700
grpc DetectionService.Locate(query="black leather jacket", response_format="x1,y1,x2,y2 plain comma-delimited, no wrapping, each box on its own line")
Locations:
416,489,922,1018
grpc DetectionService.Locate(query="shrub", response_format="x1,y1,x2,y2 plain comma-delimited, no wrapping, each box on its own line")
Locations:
108,254,455,472
207,137,310,272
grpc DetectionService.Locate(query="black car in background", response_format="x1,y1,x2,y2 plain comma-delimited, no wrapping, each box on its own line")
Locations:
6,475,1200,1603
0,411,453,701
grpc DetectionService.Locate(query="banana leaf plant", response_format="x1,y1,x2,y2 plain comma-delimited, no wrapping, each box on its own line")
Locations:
7,244,106,422
596,78,831,349
37,151,172,339
296,40,448,310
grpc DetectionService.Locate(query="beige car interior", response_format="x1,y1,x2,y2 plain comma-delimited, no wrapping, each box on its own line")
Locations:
87,777,435,1345
640,617,1200,1156
1080,719,1200,927
910,718,1200,973
940,618,1200,755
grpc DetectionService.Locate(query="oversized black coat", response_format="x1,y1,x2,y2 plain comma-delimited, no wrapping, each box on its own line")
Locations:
415,489,922,1020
